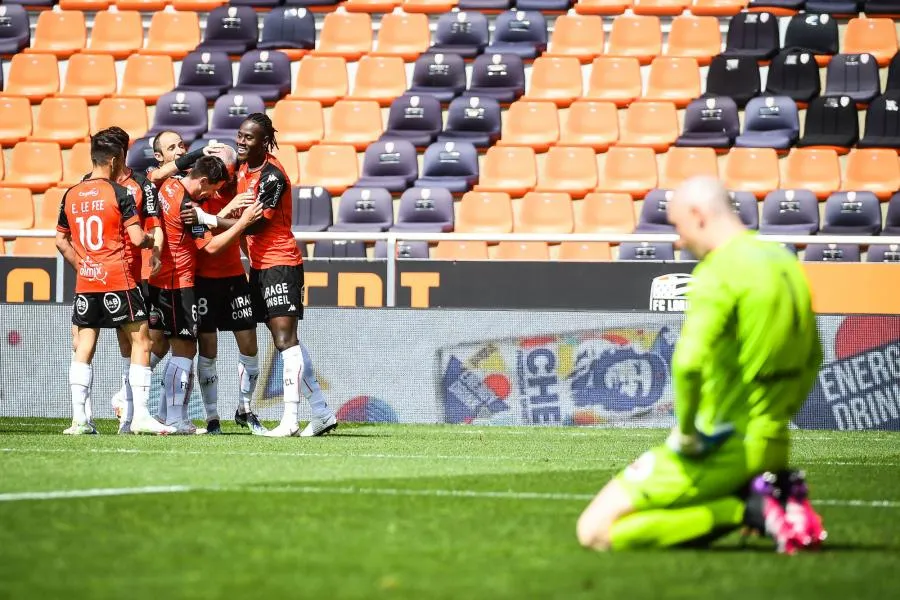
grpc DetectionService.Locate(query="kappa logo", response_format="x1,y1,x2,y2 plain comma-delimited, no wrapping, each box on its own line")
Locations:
179,328,191,336
103,293,122,314
75,295,89,316
135,310,146,317
288,304,297,311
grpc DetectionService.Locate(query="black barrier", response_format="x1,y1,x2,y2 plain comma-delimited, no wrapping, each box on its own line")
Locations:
0,257,58,303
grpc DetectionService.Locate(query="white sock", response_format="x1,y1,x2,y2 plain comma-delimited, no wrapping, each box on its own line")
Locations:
69,362,91,425
151,352,166,421
300,342,332,420
281,345,303,426
129,364,152,422
150,351,163,371
163,356,194,425
197,356,219,421
237,353,259,414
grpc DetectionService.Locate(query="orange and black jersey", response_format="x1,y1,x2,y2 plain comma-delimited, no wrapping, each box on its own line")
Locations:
149,177,212,290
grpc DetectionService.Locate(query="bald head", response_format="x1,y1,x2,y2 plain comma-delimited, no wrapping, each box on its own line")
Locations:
670,176,733,217
667,176,746,260
207,143,237,168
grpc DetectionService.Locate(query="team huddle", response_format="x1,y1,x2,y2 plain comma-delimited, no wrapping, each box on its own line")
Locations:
55,115,337,437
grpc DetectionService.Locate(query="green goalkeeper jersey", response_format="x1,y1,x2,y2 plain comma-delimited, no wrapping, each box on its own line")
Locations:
672,232,823,441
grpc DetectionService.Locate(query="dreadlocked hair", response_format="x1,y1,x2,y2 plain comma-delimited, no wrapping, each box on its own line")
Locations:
245,112,279,152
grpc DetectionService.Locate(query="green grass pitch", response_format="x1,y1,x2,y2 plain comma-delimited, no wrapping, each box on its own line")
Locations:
0,419,898,600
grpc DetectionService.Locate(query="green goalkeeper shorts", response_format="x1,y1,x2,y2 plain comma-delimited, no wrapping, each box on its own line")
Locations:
615,436,790,512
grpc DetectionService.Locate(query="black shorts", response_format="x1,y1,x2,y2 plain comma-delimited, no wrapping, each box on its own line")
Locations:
196,275,256,333
249,264,304,323
147,285,199,340
72,288,148,329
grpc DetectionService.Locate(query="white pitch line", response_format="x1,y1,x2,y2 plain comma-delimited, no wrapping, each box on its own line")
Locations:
0,485,192,502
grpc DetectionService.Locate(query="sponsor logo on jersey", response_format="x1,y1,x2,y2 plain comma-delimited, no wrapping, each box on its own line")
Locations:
649,273,692,313
78,257,108,286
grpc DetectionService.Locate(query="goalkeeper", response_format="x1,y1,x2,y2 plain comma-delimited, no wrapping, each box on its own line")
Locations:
576,177,827,554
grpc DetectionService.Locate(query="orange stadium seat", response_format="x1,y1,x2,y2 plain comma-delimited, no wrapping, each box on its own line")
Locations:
689,0,747,16
93,98,149,141
119,54,176,104
0,97,33,145
559,241,612,260
60,142,92,188
498,101,560,152
12,237,57,257
60,0,111,9
536,146,598,198
271,100,324,150
273,146,300,185
516,192,575,233
431,240,489,260
584,57,642,107
843,17,898,68
58,54,117,104
577,192,637,233
618,101,679,152
525,56,583,107
496,242,551,261
142,10,201,59
313,12,372,61
456,192,514,233
0,188,36,229
545,14,605,64
596,146,657,197
171,0,227,9
300,144,359,194
25,10,86,59
782,148,841,200
344,0,402,12
723,147,780,198
558,100,619,151
402,0,459,14
89,9,143,59
632,0,689,15
661,147,719,189
4,142,63,192
842,149,900,200
575,0,632,15
665,15,722,66
643,57,701,107
3,54,60,103
0,239,5,255
607,14,661,65
474,146,538,197
36,187,67,229
348,56,407,107
289,56,349,106
0,152,4,181
28,97,90,147
115,0,168,10
323,100,384,150
373,11,431,62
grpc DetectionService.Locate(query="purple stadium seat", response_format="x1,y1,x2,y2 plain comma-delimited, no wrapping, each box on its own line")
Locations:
805,243,861,262
735,95,800,150
391,187,455,232
175,51,234,102
724,12,781,62
1,0,54,7
374,241,431,259
765,51,821,104
783,12,839,59
230,50,292,103
206,93,266,139
675,97,740,149
285,0,340,8
486,11,548,60
329,188,394,232
355,140,419,192
729,190,761,229
704,55,761,109
824,53,881,104
431,11,490,59
188,138,239,153
231,0,282,7
636,190,675,233
748,0,806,11
147,91,209,143
858,91,900,150
381,94,444,148
797,95,858,149
821,191,882,235
0,5,30,56
883,192,900,234
458,0,512,8
292,186,333,232
867,244,900,262
805,1,861,14
760,189,820,234
126,136,156,172
617,242,676,261
438,95,503,148
865,0,900,15
313,240,366,259
465,53,526,103
258,7,316,55
408,52,468,104
517,0,572,10
197,6,259,55
414,141,479,193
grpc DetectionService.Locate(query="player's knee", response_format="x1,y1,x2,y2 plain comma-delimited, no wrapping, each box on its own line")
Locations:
198,334,217,359
272,331,297,352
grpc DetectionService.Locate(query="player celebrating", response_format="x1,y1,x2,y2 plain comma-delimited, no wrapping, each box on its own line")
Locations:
55,131,173,435
235,113,337,437
576,177,826,554
148,156,262,434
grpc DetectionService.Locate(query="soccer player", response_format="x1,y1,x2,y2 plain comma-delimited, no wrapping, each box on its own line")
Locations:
55,131,173,435
576,176,827,554
235,113,337,437
148,156,262,434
